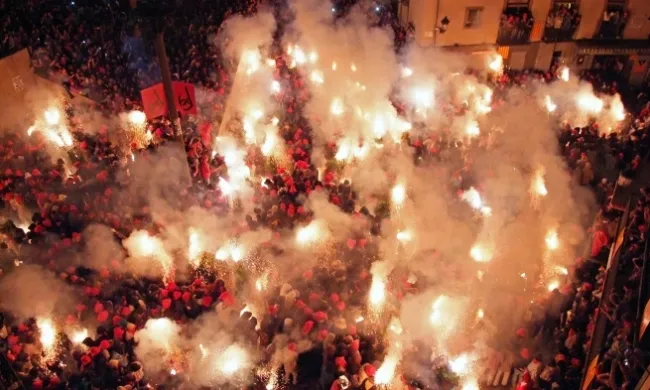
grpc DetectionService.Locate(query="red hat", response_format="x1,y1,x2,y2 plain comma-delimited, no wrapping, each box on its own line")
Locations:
302,320,315,335
364,364,377,377
162,298,172,309
336,301,346,311
330,293,340,303
313,311,328,323
347,239,356,249
99,340,111,350
90,346,101,357
121,306,132,316
113,327,125,340
520,348,530,359
94,302,104,314
173,291,182,301
335,356,347,368
81,355,92,366
97,310,109,322
516,328,527,338
318,329,329,341
182,291,192,302
350,339,360,351
202,296,213,307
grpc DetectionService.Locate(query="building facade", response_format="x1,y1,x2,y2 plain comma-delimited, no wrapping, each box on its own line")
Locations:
397,0,650,85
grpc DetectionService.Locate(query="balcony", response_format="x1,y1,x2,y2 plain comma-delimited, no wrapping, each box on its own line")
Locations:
543,4,581,42
497,8,534,45
595,7,629,40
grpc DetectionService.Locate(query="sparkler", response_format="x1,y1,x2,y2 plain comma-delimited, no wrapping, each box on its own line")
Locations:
369,275,386,307
243,49,261,75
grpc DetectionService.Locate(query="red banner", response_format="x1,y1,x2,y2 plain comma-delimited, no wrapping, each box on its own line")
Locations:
172,81,198,116
140,81,197,119
140,83,167,120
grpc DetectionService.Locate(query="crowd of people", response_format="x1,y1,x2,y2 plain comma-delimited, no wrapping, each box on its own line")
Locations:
596,7,629,40
543,3,581,42
497,7,535,45
1,0,650,390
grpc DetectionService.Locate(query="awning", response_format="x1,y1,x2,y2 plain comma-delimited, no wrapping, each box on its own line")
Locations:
576,39,650,55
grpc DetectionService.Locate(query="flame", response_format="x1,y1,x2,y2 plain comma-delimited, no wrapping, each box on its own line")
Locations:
477,308,485,319
261,132,277,156
270,80,281,94
215,242,244,262
391,183,406,206
170,368,177,376
375,353,399,385
411,86,434,109
44,107,61,126
401,66,413,78
560,66,570,82
296,221,323,246
310,70,324,84
470,244,492,263
554,265,569,275
188,228,202,266
217,345,248,375
532,169,548,197
330,97,344,116
462,378,480,390
547,280,560,291
128,110,146,126
331,61,337,71
461,187,490,216
243,50,261,75
449,353,472,375
577,93,604,114
488,54,503,72
369,276,386,307
37,318,56,349
350,63,357,72
545,229,559,251
396,230,412,242
465,120,480,137
71,328,88,344
544,95,557,113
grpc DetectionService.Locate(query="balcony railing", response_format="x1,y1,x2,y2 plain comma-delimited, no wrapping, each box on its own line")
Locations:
543,5,581,42
595,8,629,39
496,9,534,45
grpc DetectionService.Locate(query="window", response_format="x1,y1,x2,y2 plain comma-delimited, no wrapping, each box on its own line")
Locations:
507,0,530,6
465,7,483,28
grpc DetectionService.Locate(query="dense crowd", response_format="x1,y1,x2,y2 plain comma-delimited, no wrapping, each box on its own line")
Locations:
543,3,581,42
497,7,534,45
1,0,650,390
